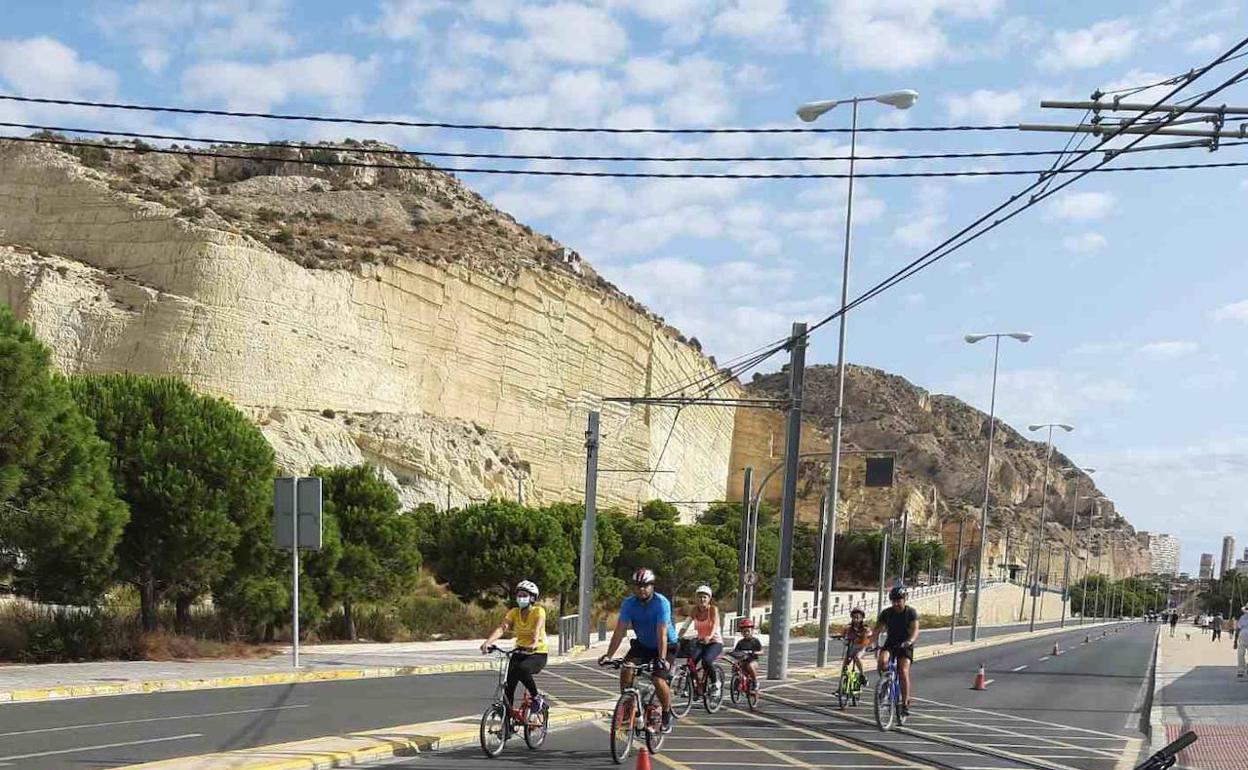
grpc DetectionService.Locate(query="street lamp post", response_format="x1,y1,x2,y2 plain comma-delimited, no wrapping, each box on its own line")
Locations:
965,332,1031,641
1060,466,1096,627
1024,423,1074,631
798,88,919,668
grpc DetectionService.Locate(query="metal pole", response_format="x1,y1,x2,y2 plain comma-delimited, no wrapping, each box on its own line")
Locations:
951,515,966,645
738,467,754,616
817,98,858,668
900,506,911,585
1029,426,1057,632
1063,482,1081,627
971,335,1002,641
577,411,600,648
877,524,892,621
292,477,300,669
768,321,807,681
745,497,760,612
815,494,827,612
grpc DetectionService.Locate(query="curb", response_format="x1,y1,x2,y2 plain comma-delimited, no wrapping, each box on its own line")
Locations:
116,702,611,770
0,645,605,705
1147,625,1167,754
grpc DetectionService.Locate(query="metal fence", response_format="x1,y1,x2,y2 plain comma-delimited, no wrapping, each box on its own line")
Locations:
557,613,580,655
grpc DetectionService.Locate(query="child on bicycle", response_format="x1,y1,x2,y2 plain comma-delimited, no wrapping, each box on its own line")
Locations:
726,618,763,691
840,606,873,686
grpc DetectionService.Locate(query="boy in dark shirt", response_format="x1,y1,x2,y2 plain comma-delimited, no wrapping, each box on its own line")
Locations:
874,585,919,716
728,618,763,691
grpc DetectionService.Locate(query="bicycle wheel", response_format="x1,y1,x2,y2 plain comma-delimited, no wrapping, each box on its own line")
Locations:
524,699,550,750
704,665,726,713
746,679,759,711
730,673,742,704
672,669,694,718
873,678,895,731
609,693,636,764
479,702,507,757
644,692,666,754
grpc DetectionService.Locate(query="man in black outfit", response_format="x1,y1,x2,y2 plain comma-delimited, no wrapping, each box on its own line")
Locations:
874,585,919,716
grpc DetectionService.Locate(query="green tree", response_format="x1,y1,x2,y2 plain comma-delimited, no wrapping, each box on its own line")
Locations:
428,500,576,605
639,499,679,523
0,306,127,604
312,464,423,640
545,502,625,606
70,374,275,631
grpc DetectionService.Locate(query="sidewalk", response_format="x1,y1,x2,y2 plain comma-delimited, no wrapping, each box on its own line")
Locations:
1152,625,1248,770
0,636,604,703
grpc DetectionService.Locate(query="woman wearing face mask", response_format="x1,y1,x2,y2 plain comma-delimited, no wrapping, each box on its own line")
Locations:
481,580,548,721
679,585,723,694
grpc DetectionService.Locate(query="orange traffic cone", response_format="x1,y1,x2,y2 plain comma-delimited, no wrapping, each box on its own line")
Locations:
635,746,652,770
1052,641,1061,656
972,664,988,690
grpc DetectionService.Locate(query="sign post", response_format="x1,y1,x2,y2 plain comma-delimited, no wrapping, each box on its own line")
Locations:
274,476,323,668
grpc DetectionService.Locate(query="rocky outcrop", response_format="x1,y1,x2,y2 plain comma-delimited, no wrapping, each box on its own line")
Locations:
0,141,734,515
733,365,1148,580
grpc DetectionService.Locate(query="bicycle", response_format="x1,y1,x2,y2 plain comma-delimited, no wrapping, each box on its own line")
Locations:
601,658,667,763
478,645,549,757
872,645,910,731
727,654,759,710
672,640,726,717
832,635,865,710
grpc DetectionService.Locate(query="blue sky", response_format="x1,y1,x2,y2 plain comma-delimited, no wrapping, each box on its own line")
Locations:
2,0,1246,573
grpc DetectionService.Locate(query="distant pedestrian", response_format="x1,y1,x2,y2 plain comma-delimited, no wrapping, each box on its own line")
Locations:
1236,606,1247,679
1212,613,1223,642
1169,612,1178,638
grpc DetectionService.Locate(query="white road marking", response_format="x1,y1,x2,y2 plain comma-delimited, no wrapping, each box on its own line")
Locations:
983,678,995,685
0,733,201,762
1011,665,1028,672
912,696,1134,738
1038,656,1051,661
0,704,308,738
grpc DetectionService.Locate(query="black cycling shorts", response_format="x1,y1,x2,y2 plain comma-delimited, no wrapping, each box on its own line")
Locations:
882,643,914,662
624,639,677,679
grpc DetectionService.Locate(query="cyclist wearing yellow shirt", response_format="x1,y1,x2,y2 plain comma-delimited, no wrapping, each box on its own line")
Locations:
481,580,548,720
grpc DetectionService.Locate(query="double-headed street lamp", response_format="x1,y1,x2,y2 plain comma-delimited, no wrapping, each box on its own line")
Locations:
964,332,1032,641
1060,466,1095,626
1025,422,1074,631
797,88,919,669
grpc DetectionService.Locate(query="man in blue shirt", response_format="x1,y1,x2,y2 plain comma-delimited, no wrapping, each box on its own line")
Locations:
600,567,677,732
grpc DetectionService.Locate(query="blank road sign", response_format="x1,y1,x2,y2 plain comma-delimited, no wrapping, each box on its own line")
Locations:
864,456,895,487
273,476,323,550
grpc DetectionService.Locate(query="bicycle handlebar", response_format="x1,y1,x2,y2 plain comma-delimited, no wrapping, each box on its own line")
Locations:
1133,731,1197,770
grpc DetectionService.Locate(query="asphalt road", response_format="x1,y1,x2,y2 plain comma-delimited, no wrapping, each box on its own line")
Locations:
371,621,1158,770
0,618,1151,769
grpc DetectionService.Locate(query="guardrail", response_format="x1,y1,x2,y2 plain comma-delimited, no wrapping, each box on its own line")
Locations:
557,614,580,655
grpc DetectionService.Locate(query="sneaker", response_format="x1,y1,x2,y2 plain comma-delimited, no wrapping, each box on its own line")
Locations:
529,696,545,723
899,704,911,717
661,711,673,733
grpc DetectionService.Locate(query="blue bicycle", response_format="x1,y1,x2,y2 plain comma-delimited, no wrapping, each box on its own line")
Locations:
872,645,910,730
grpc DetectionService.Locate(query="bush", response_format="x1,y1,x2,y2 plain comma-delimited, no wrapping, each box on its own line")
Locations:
319,606,405,643
397,596,497,641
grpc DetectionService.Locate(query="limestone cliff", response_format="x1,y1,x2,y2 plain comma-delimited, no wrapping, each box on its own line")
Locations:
0,139,736,514
733,365,1149,580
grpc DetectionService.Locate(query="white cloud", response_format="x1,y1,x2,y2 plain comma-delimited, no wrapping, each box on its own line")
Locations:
515,3,628,65
182,54,380,112
1040,18,1138,71
1137,341,1199,359
0,37,118,98
1186,32,1223,54
623,57,680,94
99,0,295,64
1062,233,1108,253
819,0,1003,71
893,184,947,249
610,0,716,45
944,88,1028,125
942,367,1137,428
1047,191,1115,222
711,0,803,47
1211,299,1248,323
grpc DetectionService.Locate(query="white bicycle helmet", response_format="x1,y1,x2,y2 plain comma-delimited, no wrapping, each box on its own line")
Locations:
695,585,713,597
515,579,540,598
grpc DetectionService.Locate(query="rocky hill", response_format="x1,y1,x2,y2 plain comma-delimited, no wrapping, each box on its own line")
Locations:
733,365,1148,580
0,137,736,513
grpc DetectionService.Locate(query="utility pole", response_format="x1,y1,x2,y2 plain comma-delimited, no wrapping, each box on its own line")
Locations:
745,497,760,613
815,494,827,615
900,507,911,586
950,513,967,645
877,522,893,620
768,322,807,681
1026,423,1072,631
738,467,753,616
577,411,599,647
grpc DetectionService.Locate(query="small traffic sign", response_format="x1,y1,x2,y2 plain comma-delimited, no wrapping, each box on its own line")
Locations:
744,571,759,587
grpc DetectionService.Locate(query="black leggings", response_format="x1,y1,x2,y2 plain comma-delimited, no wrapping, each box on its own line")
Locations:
691,641,723,679
506,652,548,705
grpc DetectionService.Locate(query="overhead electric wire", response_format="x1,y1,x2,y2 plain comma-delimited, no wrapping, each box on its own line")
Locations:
0,121,1100,163
808,38,1248,338
4,134,1248,179
0,93,1015,135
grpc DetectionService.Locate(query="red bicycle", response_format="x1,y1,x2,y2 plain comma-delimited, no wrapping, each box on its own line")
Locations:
478,645,549,757
672,640,726,717
728,654,759,710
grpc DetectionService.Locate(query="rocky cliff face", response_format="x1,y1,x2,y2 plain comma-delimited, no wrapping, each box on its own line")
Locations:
0,139,736,514
733,365,1148,580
